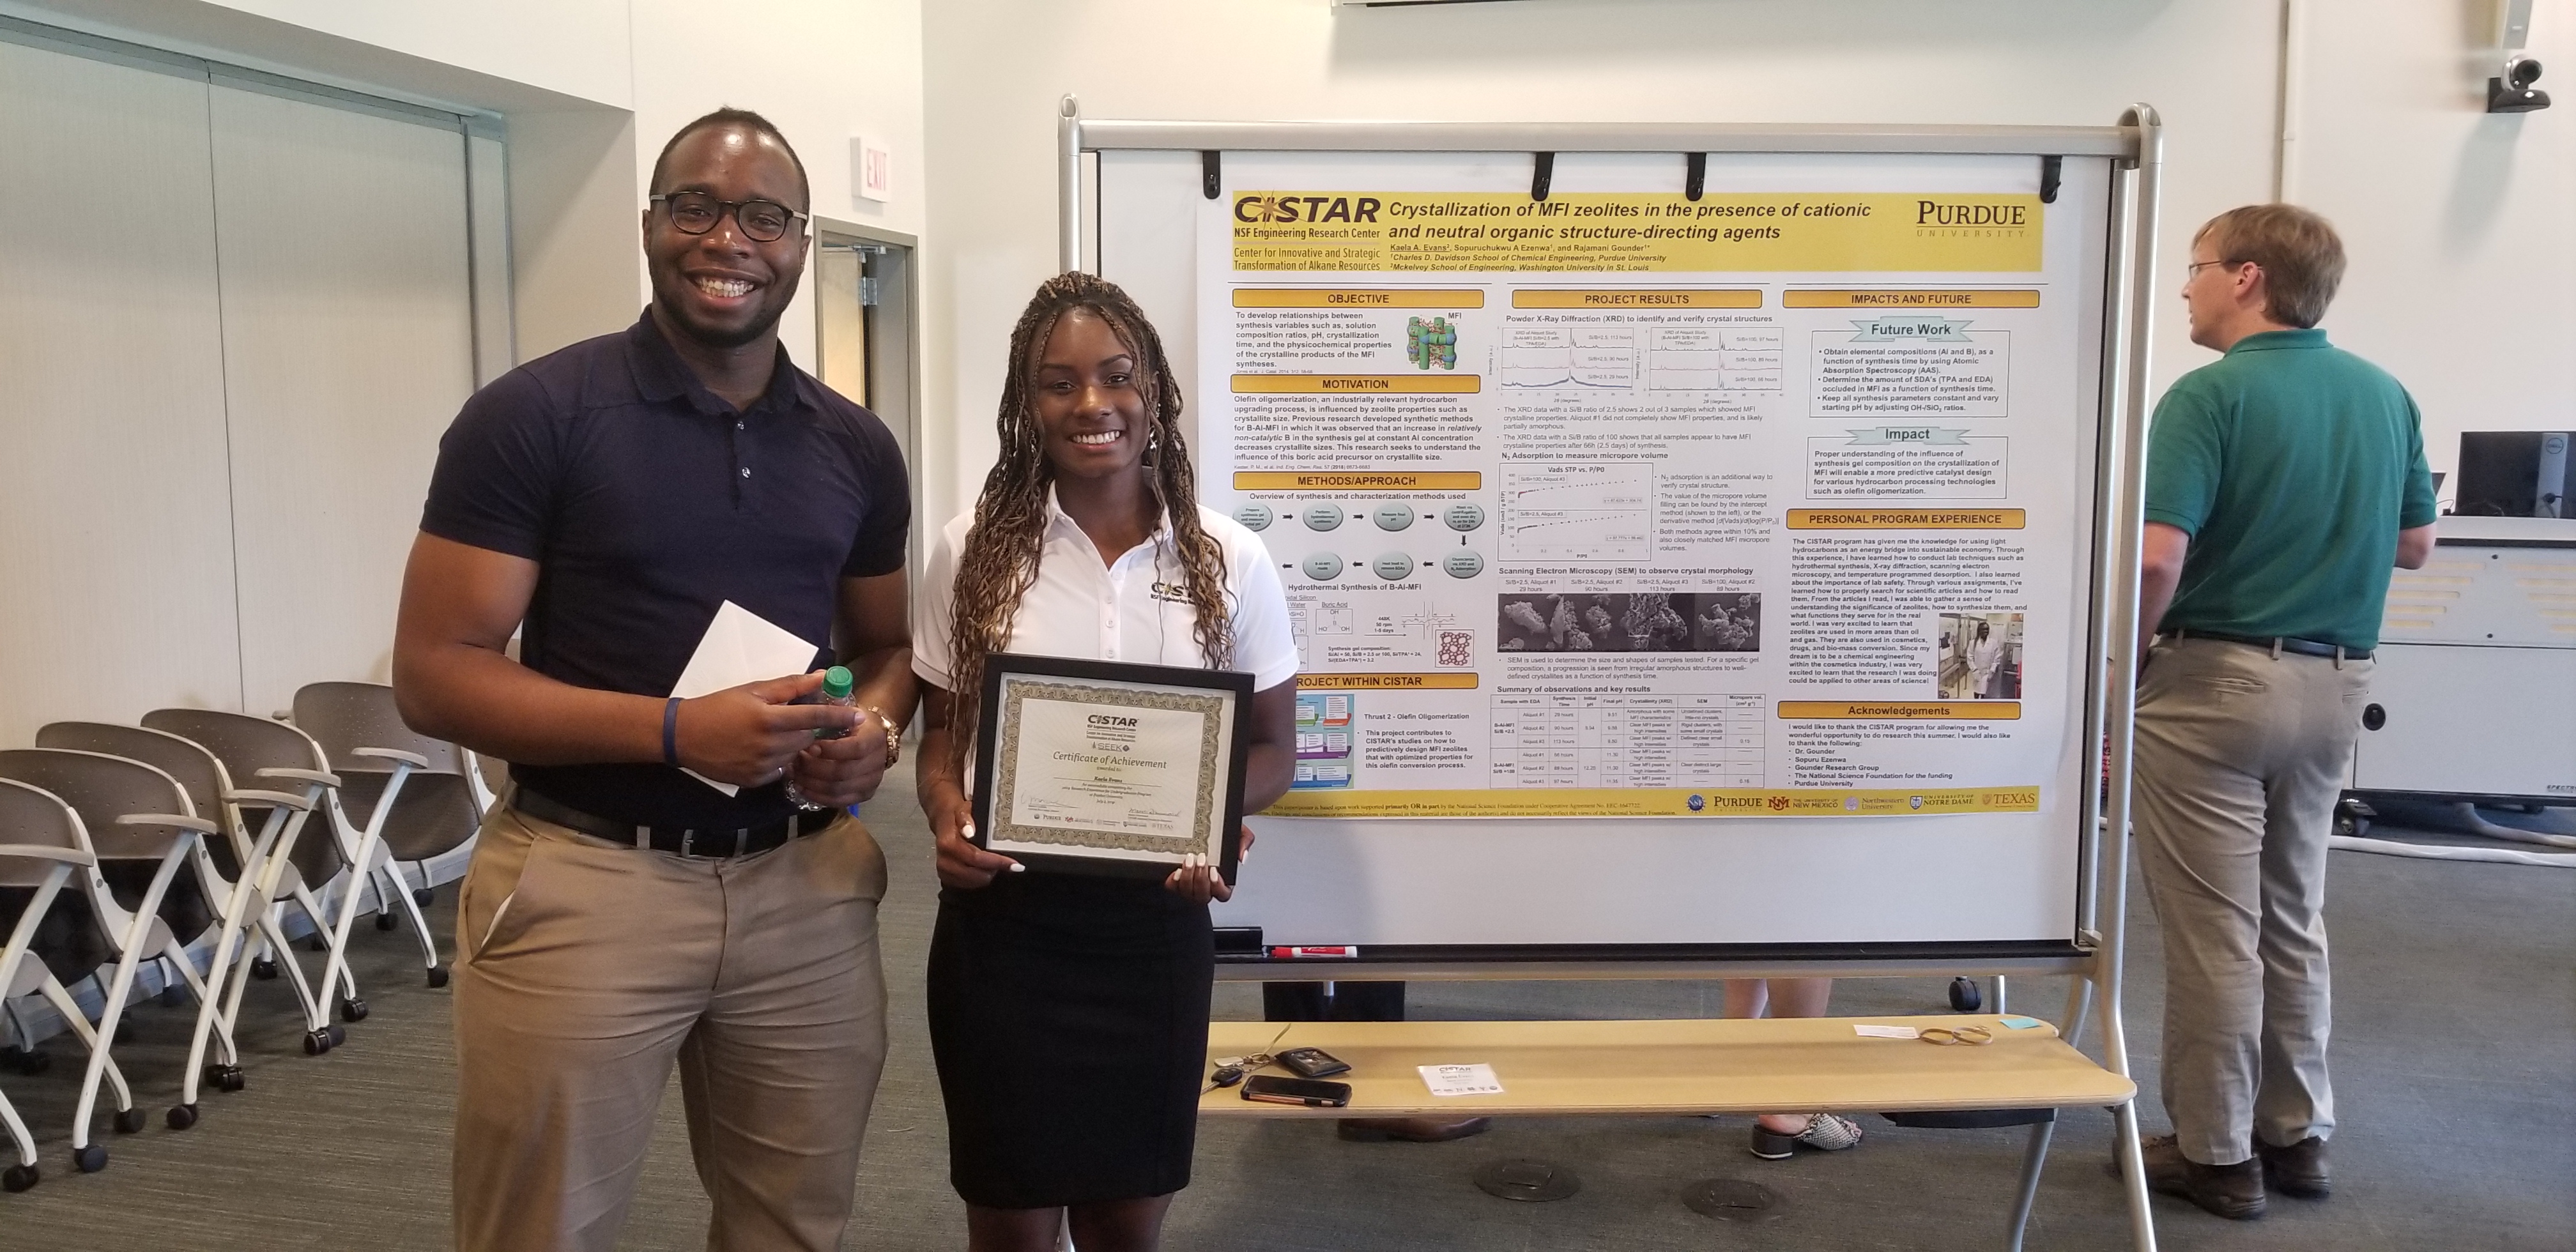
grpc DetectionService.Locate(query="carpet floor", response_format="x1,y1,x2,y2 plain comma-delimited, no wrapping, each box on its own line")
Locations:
2,779,2567,1251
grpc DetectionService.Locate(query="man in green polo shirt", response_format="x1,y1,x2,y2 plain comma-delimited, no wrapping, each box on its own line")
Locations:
2129,204,2437,1220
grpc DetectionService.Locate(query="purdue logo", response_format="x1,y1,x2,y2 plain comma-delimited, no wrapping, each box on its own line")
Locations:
1915,200,2030,227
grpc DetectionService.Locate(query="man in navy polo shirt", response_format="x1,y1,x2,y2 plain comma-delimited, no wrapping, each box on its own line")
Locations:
394,109,913,1251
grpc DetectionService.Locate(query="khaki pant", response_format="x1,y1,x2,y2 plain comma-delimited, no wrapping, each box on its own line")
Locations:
450,797,889,1251
2132,636,2369,1166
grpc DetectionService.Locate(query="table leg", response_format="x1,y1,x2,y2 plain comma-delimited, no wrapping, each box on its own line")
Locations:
2110,1100,2160,1252
2005,1117,2057,1251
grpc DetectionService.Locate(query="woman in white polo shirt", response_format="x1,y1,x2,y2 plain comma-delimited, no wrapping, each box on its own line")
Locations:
912,273,1300,1252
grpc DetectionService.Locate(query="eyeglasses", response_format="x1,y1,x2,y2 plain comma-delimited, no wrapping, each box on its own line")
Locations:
649,191,809,243
2184,258,2244,279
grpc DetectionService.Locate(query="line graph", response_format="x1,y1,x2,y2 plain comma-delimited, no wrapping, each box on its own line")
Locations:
1502,465,1652,562
1498,326,1636,390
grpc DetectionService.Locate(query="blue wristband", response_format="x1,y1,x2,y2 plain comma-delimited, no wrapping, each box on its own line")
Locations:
662,697,682,767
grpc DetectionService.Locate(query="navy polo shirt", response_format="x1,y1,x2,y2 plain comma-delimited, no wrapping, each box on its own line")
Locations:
420,311,910,827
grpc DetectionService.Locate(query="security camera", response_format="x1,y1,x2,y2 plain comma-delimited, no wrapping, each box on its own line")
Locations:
2489,54,2550,112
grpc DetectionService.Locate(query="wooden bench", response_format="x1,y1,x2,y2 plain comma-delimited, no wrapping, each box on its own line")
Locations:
1202,1014,2131,1119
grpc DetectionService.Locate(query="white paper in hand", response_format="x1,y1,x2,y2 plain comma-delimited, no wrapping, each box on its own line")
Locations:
1418,1063,1504,1097
670,600,824,795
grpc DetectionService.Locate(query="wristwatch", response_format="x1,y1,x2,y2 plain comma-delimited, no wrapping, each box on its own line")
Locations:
861,706,902,766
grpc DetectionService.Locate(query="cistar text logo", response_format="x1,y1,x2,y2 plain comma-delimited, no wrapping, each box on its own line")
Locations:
1236,194,1383,224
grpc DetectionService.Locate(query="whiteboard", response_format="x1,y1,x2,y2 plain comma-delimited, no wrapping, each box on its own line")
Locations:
1089,130,2139,958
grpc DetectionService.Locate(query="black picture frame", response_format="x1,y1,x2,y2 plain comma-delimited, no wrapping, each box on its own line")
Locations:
971,652,1254,883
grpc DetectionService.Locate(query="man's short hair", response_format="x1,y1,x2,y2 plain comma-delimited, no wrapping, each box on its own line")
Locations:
2194,204,2345,329
649,107,809,210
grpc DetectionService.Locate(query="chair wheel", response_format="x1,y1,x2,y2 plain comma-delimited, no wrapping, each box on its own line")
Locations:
325,1024,346,1048
167,1103,198,1131
305,936,329,954
205,1064,245,1093
3,1046,47,1076
375,912,398,931
426,966,449,989
72,1145,106,1173
304,1029,332,1056
157,984,190,1009
1,1161,36,1192
250,958,279,981
1948,976,1983,1013
413,887,434,906
113,1106,148,1134
340,997,369,1024
112,1019,135,1045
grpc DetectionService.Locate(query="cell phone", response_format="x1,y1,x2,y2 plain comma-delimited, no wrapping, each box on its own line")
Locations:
1276,1046,1351,1079
1239,1075,1351,1108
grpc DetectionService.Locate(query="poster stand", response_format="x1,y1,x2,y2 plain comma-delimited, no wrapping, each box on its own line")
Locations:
1062,101,2166,1251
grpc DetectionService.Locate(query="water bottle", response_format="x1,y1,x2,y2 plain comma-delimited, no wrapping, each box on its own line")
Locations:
787,666,860,811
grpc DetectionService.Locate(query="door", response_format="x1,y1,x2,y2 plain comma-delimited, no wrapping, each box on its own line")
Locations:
814,225,922,577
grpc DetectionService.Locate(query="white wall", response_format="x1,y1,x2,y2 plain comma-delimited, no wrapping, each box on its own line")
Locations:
0,0,928,735
919,0,2574,531
2298,1,2575,494
12,0,928,364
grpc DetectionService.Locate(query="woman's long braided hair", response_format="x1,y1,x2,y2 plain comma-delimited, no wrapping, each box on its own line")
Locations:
944,273,1235,774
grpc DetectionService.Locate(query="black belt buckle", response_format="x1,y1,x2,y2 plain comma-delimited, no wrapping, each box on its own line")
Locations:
677,825,757,859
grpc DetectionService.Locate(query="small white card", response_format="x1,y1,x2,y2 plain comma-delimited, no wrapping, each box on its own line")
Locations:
1418,1063,1504,1097
1853,1024,1922,1039
670,600,824,795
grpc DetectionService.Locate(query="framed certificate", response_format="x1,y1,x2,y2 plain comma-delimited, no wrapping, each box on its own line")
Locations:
971,653,1253,882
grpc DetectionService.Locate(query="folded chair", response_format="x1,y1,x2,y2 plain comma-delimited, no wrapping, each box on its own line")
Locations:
141,710,357,1051
292,682,484,994
0,751,215,1174
468,743,503,819
34,723,335,1128
0,779,134,1193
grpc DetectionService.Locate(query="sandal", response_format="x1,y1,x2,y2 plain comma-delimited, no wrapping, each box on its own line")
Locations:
1749,1113,1864,1160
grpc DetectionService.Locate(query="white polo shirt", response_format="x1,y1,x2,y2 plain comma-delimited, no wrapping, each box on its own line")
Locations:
912,492,1302,694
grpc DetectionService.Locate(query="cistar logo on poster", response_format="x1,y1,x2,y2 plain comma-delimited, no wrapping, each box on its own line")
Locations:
1235,194,1382,224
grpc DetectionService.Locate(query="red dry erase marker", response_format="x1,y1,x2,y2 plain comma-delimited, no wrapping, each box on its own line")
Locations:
1270,945,1359,959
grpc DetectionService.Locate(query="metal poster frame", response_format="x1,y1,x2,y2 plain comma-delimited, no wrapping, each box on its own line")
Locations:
1062,100,2166,1251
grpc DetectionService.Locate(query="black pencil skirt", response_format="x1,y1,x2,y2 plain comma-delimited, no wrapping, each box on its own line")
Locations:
926,871,1215,1209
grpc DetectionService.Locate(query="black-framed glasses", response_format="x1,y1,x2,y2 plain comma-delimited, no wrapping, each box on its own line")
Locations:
649,191,809,243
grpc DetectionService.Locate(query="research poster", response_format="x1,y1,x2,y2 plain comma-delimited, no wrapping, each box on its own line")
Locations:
1199,163,2093,820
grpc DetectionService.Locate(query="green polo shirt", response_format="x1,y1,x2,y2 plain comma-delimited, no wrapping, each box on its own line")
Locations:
2144,328,2437,651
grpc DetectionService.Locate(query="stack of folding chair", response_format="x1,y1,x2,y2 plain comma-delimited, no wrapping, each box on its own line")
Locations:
0,749,216,1175
140,710,356,1053
291,682,488,997
0,778,126,1194
35,722,338,1131
0,691,491,1188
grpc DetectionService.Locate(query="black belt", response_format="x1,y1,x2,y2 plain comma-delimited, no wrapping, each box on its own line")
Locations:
513,788,839,859
2159,629,2370,662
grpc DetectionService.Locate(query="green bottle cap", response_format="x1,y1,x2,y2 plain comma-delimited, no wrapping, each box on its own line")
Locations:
822,666,855,699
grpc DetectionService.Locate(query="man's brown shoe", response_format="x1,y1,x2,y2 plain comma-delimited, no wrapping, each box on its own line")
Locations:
2257,1136,2330,1199
1337,1116,1493,1143
2138,1134,2266,1220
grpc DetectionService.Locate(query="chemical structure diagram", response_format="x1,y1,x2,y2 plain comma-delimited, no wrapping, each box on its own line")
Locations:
1406,316,1458,370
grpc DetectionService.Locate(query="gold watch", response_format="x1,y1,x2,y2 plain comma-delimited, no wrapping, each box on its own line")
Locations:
861,706,901,766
